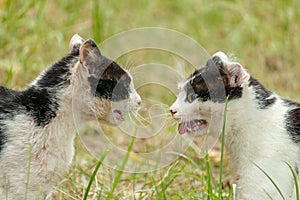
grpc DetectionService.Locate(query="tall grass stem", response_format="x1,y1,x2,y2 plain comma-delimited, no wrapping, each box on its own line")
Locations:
107,135,136,199
83,150,109,200
219,96,229,199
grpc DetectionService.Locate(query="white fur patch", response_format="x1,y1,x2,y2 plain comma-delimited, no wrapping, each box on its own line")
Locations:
0,95,76,199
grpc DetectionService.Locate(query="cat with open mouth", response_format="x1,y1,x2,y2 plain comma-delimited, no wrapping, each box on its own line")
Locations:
170,52,300,199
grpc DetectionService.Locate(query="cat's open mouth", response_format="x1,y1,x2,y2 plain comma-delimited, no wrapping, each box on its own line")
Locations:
113,109,125,123
178,119,207,135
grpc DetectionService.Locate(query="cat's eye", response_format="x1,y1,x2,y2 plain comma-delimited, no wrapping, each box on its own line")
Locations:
186,92,196,103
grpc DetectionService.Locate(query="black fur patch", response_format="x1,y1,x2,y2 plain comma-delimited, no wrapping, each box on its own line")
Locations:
284,100,300,144
0,117,8,153
0,123,7,153
187,56,277,108
19,87,59,126
248,77,276,109
187,58,243,103
0,87,59,129
21,50,80,126
35,49,79,89
88,57,131,101
0,49,78,132
0,87,21,153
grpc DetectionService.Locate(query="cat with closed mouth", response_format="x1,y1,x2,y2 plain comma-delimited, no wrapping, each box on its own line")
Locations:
170,52,300,199
0,34,141,199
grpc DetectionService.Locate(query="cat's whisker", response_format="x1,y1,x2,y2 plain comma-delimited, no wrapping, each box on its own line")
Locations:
129,70,144,79
131,110,148,122
123,56,139,71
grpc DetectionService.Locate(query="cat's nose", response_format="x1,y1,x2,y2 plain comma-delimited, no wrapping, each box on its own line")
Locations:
136,94,142,106
137,100,141,106
170,109,177,116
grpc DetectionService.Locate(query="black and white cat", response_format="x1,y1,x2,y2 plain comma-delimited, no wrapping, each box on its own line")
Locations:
0,34,141,199
170,52,300,199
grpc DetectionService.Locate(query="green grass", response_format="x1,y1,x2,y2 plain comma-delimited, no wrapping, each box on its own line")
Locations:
83,150,108,200
107,136,135,200
1,0,300,199
254,163,286,200
218,97,229,199
286,162,300,200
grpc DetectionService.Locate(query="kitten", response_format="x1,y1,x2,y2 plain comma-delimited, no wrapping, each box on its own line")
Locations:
170,52,300,199
0,34,141,199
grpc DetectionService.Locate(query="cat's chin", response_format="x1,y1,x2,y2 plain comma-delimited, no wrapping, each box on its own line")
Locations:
178,119,208,135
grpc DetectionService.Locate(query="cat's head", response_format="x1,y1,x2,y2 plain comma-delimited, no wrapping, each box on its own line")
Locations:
169,52,250,136
70,34,141,125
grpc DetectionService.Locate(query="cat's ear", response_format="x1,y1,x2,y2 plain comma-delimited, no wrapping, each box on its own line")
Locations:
69,34,84,52
207,52,228,69
79,39,102,75
227,62,250,87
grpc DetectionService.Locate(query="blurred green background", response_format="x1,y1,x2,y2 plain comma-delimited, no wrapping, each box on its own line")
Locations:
1,0,300,99
1,0,300,199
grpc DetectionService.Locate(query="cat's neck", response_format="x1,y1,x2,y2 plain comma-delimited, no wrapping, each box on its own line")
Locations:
36,61,96,130
16,51,79,129
18,51,93,137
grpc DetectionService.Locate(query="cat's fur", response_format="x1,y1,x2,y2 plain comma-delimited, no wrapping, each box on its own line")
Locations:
0,34,141,199
170,52,300,199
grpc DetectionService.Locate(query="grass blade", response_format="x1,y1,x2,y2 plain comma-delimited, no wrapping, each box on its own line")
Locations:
160,172,167,200
92,0,104,43
83,149,109,200
205,151,212,200
36,0,47,21
4,67,13,87
25,143,33,200
219,96,229,199
232,183,236,200
160,160,180,200
151,175,160,199
285,162,299,200
168,151,200,169
254,163,285,200
107,136,136,199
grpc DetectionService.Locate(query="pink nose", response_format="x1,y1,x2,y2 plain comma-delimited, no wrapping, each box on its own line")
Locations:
170,109,177,116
